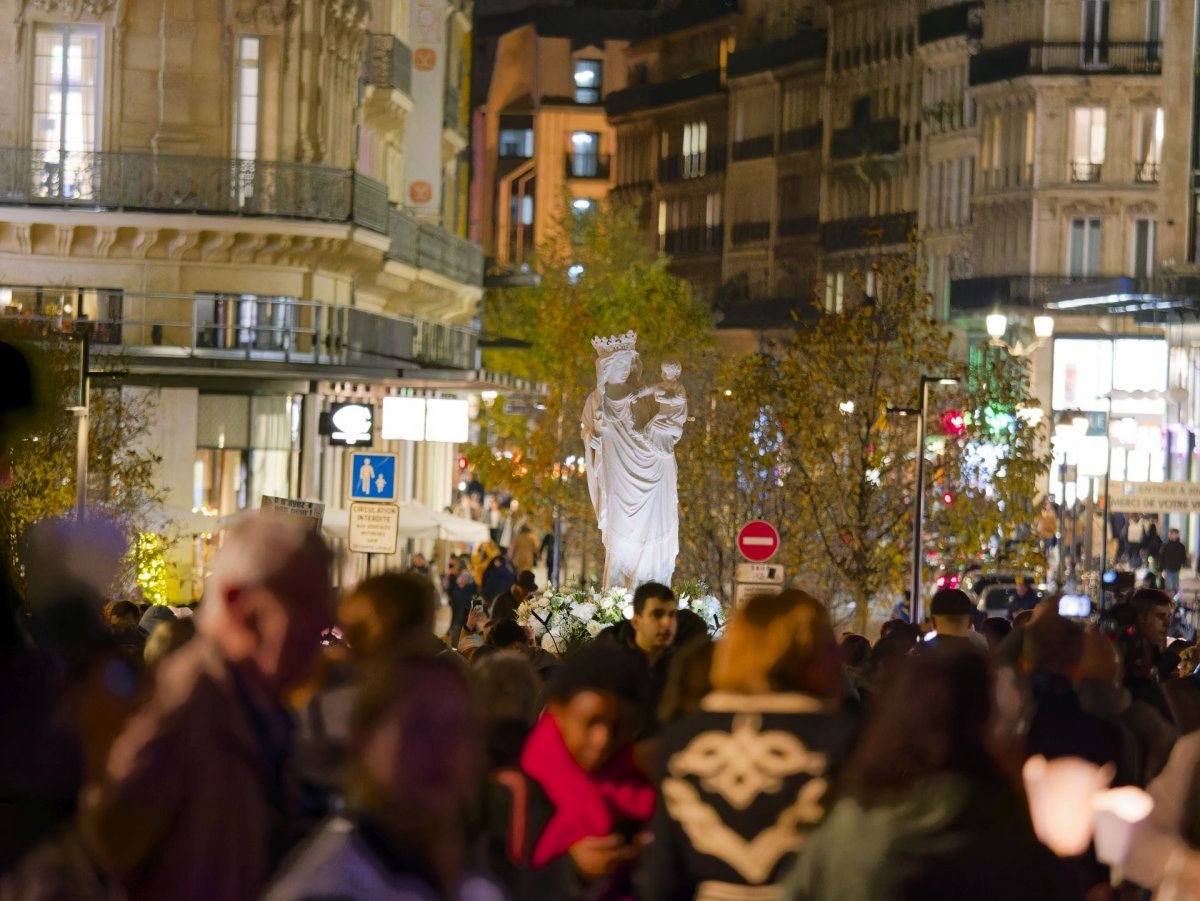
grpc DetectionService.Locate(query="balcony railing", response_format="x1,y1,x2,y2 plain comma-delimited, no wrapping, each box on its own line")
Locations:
726,30,826,79
1070,161,1102,182
778,215,819,238
0,148,353,220
605,68,725,117
0,148,484,286
731,221,770,245
732,135,775,162
364,33,412,95
830,119,901,160
918,2,982,45
970,41,1163,85
781,122,823,154
820,211,916,252
352,172,390,233
564,153,612,179
663,225,719,256
0,287,478,371
658,146,727,182
1135,160,1161,183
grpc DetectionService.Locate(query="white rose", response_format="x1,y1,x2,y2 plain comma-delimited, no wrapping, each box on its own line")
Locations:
586,620,602,637
541,632,558,653
623,604,634,620
527,616,546,638
571,602,597,623
598,594,616,611
677,595,691,609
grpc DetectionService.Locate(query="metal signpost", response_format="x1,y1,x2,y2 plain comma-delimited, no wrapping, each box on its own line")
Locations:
735,522,783,606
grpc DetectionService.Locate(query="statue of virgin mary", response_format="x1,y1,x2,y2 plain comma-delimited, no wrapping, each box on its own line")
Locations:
581,331,686,589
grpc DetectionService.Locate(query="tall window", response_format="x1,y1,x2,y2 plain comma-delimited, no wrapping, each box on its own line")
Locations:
233,37,261,161
1142,0,1161,44
1133,219,1156,278
705,191,721,249
1134,107,1163,183
1070,107,1106,182
657,200,667,251
682,121,707,178
569,131,600,177
824,272,845,314
573,60,602,104
31,24,100,199
1069,217,1102,276
1082,0,1110,64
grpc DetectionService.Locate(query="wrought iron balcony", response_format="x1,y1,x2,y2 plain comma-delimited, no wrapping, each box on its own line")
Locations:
778,215,819,238
918,1,982,45
970,42,1163,86
731,221,770,246
726,30,826,79
780,122,823,154
663,225,718,256
364,33,413,95
0,149,484,286
0,286,478,371
658,147,727,183
1070,161,1102,182
830,119,901,160
564,153,612,179
820,211,915,252
605,68,725,117
0,148,353,220
1135,160,1160,184
731,135,774,162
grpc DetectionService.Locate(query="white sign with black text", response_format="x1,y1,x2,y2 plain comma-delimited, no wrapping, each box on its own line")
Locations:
349,502,400,555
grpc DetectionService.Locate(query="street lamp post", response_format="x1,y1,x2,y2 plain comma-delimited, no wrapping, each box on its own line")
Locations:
911,375,959,625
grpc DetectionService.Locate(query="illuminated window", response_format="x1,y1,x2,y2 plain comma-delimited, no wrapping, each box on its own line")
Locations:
1133,108,1163,182
1068,217,1102,276
233,36,261,161
1070,107,1106,181
573,59,601,104
31,24,100,198
682,121,707,178
499,128,533,158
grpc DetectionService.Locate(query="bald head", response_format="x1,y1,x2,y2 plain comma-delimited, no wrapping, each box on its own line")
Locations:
200,514,335,695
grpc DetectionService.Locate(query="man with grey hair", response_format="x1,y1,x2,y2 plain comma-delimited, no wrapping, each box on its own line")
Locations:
81,513,335,901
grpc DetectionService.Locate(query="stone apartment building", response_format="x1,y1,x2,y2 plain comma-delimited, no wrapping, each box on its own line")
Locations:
0,0,485,598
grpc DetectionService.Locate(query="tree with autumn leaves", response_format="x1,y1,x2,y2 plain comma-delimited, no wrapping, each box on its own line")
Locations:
466,199,711,580
471,208,1050,627
0,323,165,596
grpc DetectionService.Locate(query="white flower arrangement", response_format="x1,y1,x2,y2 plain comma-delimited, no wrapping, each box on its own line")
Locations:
516,585,631,656
674,578,728,635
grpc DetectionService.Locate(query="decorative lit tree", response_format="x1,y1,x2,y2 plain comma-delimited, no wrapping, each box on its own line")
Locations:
0,323,166,596
927,347,1051,578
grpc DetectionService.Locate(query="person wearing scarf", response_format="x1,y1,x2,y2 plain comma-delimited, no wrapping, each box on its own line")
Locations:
486,641,656,900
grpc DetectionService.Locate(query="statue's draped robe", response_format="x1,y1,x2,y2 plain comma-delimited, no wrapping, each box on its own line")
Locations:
582,381,684,589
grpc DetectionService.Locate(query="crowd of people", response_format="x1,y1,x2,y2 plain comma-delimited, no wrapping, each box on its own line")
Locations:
5,513,1200,901
9,341,1200,901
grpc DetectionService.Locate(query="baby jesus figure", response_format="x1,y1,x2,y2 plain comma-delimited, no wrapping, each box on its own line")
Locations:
637,361,687,454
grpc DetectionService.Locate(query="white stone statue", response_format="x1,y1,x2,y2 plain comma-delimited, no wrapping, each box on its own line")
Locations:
581,331,687,589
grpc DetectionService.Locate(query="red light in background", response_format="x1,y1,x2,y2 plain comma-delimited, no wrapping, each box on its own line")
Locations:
940,409,966,437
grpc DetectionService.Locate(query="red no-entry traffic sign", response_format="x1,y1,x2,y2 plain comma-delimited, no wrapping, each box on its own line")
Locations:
737,520,780,562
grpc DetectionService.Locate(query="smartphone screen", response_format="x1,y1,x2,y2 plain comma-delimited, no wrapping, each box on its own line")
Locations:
1058,595,1091,617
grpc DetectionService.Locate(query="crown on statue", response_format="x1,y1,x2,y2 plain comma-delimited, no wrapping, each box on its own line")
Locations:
591,330,638,357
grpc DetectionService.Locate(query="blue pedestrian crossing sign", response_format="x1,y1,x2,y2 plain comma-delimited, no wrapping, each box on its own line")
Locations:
349,452,399,502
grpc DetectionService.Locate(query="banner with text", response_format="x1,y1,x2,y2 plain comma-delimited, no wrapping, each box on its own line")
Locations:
403,0,448,215
1109,481,1200,514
